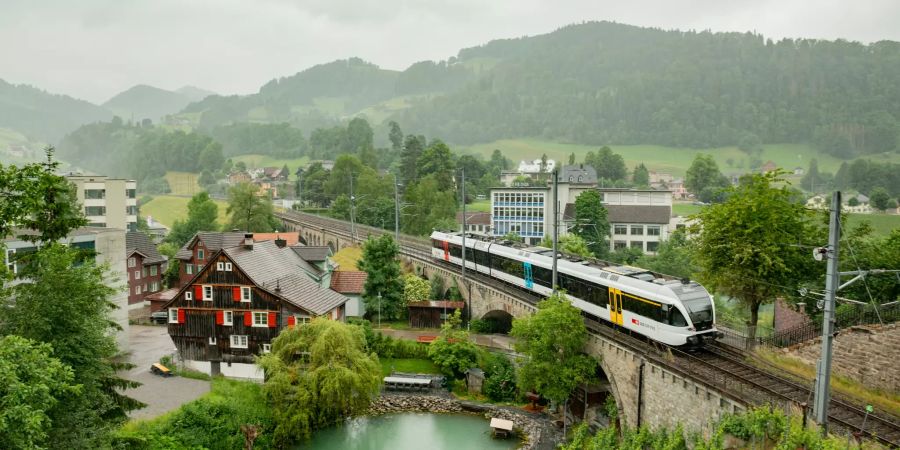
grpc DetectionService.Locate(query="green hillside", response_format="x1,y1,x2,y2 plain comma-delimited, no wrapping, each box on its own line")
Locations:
0,78,111,143
102,84,199,122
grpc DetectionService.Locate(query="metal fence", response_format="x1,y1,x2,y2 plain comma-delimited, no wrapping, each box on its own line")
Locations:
718,302,900,351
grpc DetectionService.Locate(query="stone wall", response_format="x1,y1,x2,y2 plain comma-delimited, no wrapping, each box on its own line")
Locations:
787,323,900,392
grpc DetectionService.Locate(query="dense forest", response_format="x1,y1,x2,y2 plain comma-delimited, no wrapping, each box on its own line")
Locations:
176,22,900,156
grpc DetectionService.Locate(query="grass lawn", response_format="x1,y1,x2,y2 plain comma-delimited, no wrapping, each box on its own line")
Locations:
164,171,201,196
380,358,441,376
672,203,704,217
231,154,309,180
467,199,491,212
455,138,900,177
847,213,900,236
141,195,229,228
331,246,362,271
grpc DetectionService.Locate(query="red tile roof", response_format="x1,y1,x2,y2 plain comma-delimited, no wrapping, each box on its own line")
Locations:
253,232,300,246
330,271,367,294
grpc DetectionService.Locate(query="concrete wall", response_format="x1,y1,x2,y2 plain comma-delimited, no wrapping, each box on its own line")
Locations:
92,228,130,351
788,323,900,392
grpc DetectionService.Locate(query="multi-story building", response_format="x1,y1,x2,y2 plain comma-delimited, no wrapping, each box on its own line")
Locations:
3,227,129,350
125,231,167,307
456,211,492,235
67,175,138,231
163,235,349,379
569,188,673,254
490,186,549,245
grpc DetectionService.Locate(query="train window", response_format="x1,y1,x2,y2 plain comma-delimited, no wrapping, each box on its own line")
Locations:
449,244,462,258
533,265,552,287
590,282,608,308
475,249,490,267
432,239,443,249
668,308,688,327
623,294,662,320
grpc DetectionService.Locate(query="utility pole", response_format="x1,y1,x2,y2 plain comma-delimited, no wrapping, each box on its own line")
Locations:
461,168,470,323
551,169,559,291
298,170,303,209
349,173,357,242
813,191,841,434
394,180,401,242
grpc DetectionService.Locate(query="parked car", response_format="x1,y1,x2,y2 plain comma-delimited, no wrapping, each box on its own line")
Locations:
150,311,168,325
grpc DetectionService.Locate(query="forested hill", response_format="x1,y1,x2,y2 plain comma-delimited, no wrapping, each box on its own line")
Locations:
181,22,900,156
102,84,212,123
0,79,112,143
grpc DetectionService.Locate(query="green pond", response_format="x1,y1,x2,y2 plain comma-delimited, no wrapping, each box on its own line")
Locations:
296,413,520,450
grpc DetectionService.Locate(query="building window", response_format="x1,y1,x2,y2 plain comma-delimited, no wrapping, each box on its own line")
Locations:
5,249,16,274
185,291,192,301
217,262,224,271
142,267,148,277
197,249,204,260
647,226,661,236
127,257,136,268
225,262,232,271
150,265,158,276
84,189,105,199
209,337,217,345
614,241,627,250
185,264,193,275
646,241,660,252
631,225,644,235
223,310,233,325
126,205,138,215
135,285,141,295
203,285,213,301
230,335,248,349
614,225,627,235
168,308,178,323
630,241,644,250
150,282,159,292
134,270,141,280
261,343,271,353
126,188,136,199
143,283,147,292
252,312,269,327
241,287,251,302
295,314,311,325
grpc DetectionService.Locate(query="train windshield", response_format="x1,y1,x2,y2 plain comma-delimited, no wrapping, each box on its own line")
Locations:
672,285,714,330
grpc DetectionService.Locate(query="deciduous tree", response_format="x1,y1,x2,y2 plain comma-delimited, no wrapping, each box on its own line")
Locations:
685,154,729,201
258,320,380,446
573,190,610,257
402,274,430,304
418,139,456,191
511,292,596,416
691,172,823,340
167,191,221,246
632,163,650,187
226,182,278,232
427,310,481,379
869,187,891,211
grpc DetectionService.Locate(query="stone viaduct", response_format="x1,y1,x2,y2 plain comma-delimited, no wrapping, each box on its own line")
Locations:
280,212,746,435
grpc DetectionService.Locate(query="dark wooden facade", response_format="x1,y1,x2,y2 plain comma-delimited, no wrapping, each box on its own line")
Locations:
166,251,312,364
407,301,466,329
178,239,209,288
127,252,165,305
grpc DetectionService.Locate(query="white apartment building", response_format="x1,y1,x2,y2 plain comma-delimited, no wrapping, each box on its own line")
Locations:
67,175,138,232
490,187,550,245
596,189,672,254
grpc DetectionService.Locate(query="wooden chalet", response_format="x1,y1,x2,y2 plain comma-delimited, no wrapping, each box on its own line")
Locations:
163,234,349,377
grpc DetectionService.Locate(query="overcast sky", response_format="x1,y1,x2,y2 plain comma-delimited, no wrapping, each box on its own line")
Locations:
2,0,898,104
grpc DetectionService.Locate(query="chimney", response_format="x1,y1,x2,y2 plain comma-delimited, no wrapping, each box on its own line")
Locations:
274,235,287,248
243,233,254,250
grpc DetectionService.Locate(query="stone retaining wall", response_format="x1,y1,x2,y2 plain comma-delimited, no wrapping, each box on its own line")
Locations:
787,323,899,392
367,394,560,450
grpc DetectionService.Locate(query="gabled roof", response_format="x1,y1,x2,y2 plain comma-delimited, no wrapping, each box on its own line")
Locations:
456,211,492,225
224,240,348,315
126,232,166,265
175,232,246,260
330,271,367,294
291,245,331,262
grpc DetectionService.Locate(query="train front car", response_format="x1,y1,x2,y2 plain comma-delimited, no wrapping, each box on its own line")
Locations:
665,281,721,347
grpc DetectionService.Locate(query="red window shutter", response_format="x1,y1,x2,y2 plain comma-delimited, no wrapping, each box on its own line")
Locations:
268,312,277,328
287,316,296,328
194,285,202,300
216,310,224,325
177,309,185,324
233,286,241,302
244,311,253,326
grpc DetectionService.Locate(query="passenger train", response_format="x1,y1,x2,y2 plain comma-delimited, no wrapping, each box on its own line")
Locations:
430,231,721,347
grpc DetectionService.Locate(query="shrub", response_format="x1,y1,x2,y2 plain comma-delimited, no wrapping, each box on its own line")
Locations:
480,352,517,402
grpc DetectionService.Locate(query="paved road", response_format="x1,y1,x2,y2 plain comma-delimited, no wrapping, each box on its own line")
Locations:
125,325,210,420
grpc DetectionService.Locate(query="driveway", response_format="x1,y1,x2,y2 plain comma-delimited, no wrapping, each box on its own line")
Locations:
125,325,211,420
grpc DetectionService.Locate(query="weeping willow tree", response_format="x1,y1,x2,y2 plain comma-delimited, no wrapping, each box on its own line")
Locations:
258,319,381,446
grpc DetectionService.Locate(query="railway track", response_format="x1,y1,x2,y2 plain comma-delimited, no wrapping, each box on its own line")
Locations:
278,210,900,447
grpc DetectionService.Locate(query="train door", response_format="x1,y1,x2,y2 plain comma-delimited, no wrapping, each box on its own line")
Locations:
523,262,533,289
442,241,449,261
608,288,623,325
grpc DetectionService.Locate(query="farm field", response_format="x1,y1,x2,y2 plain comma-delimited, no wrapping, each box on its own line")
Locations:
230,154,309,180
466,199,491,212
164,172,201,196
456,138,900,177
846,213,900,236
141,195,229,228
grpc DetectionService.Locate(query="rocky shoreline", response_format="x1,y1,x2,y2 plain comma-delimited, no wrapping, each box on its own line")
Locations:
367,393,561,450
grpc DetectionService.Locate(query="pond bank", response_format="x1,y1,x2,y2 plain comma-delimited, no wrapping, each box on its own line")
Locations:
367,393,563,450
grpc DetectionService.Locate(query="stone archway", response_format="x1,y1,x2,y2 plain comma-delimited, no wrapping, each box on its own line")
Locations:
480,309,514,334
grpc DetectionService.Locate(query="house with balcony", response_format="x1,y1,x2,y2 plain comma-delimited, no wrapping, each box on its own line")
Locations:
163,235,349,379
